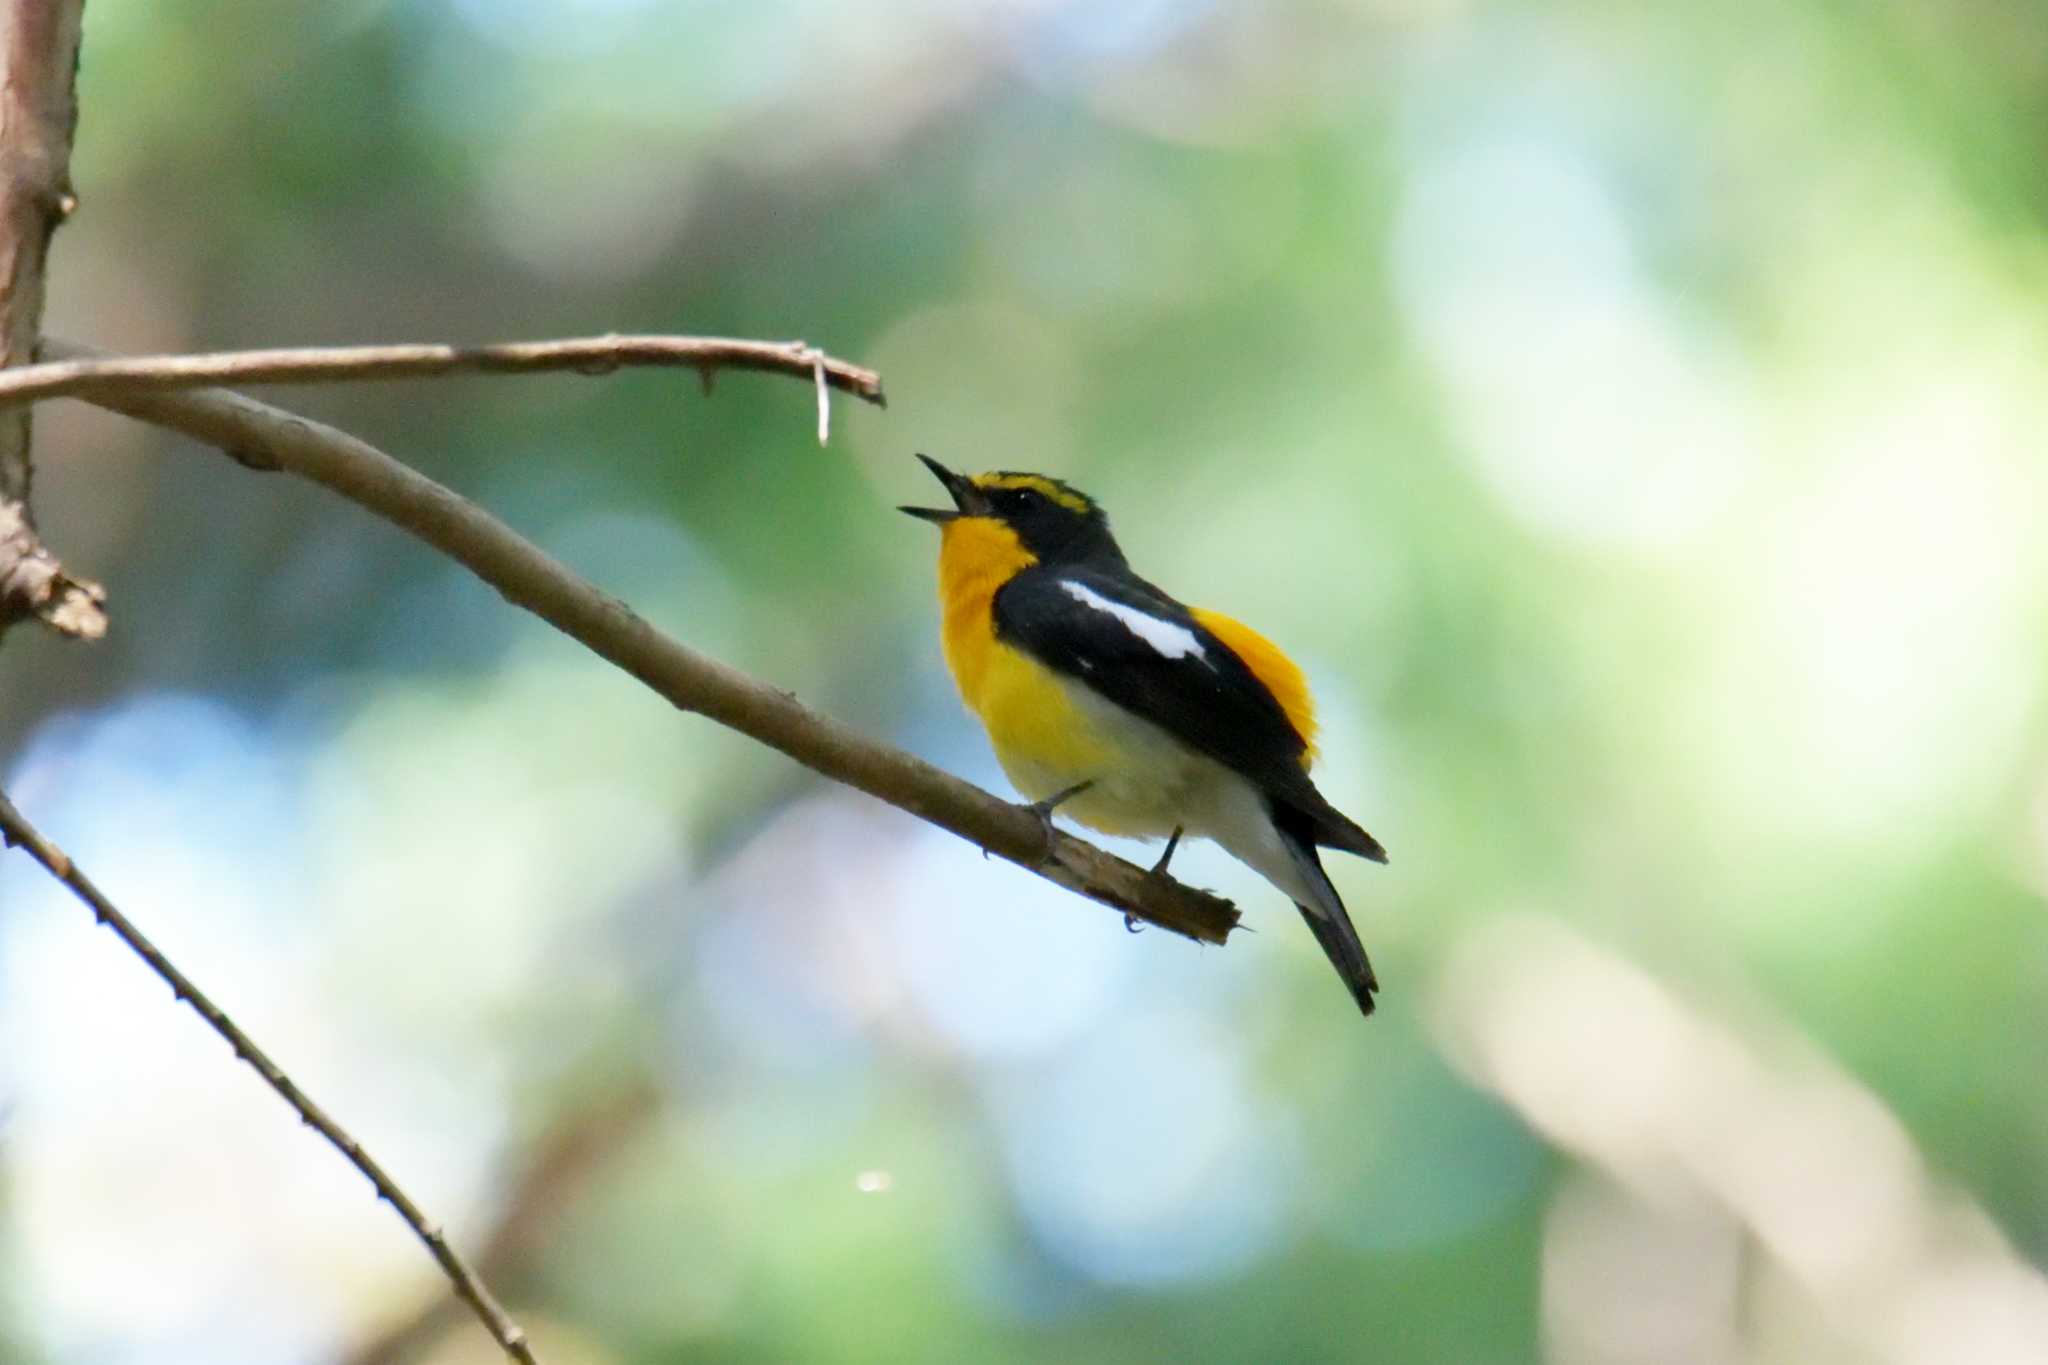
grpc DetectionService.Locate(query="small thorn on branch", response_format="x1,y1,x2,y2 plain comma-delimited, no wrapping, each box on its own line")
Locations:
226,443,281,472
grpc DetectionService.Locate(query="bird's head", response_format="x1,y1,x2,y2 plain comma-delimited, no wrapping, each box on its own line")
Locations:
899,454,1123,567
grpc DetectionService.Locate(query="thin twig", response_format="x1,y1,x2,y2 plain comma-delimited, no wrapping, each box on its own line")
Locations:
48,339,1240,943
1,333,881,632
0,789,542,1365
0,334,886,414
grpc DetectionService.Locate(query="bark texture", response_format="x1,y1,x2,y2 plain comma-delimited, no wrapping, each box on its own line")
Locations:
0,0,103,640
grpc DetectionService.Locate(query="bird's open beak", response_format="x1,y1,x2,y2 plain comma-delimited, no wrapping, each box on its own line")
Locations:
898,453,982,523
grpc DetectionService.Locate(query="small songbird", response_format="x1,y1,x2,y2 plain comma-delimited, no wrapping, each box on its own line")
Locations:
901,455,1389,1016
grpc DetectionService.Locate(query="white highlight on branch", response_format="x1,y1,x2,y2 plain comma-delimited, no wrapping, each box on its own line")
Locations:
810,345,829,445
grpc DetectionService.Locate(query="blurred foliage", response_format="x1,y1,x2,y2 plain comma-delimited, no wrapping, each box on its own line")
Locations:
3,0,2048,1362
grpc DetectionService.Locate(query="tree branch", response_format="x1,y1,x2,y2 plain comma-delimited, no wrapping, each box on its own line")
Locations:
0,334,886,410
0,788,541,1365
46,338,1241,943
0,331,880,637
0,0,104,640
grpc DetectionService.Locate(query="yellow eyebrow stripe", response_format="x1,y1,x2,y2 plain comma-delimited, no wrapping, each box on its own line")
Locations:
970,473,1093,515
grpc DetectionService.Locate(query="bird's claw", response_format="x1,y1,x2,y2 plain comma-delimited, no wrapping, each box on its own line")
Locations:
1026,780,1096,853
1121,828,1182,934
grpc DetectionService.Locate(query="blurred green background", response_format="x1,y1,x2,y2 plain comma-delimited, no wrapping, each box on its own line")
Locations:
3,1,2047,1361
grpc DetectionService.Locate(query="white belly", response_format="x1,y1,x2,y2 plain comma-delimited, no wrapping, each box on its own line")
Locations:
997,673,1326,910
994,675,1198,836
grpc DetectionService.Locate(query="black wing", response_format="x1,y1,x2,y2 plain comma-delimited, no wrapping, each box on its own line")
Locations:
993,565,1321,806
994,565,1387,863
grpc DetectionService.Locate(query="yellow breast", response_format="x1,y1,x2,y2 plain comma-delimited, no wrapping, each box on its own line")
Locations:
936,518,1118,787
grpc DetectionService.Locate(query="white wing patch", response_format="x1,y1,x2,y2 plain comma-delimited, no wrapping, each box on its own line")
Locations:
1058,579,1211,663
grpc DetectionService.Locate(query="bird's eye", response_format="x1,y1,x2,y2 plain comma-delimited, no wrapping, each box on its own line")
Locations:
996,488,1035,513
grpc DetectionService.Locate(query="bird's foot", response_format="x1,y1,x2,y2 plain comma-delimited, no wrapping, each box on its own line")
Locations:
1122,828,1183,934
1026,780,1096,854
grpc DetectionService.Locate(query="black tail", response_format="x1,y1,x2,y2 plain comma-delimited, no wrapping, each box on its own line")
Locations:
1297,789,1389,864
1273,803,1380,1017
1295,899,1379,1017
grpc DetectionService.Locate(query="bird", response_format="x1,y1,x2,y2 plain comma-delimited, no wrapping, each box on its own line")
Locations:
900,454,1389,1016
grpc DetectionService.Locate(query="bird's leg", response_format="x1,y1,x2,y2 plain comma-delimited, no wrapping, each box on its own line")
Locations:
1026,780,1095,852
1149,827,1184,878
1124,826,1184,933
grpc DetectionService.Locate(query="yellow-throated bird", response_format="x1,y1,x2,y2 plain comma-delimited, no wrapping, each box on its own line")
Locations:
901,455,1389,1016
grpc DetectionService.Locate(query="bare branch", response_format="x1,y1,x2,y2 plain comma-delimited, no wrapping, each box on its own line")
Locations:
47,339,1240,943
0,0,104,640
0,788,541,1365
0,332,878,638
0,334,887,412
0,0,81,479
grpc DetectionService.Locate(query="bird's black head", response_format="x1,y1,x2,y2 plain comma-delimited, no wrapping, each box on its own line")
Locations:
900,453,1125,567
